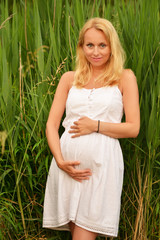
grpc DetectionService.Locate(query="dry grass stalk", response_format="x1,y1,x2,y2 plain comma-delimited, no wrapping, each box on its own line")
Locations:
19,43,23,121
53,0,56,31
25,0,28,51
0,13,15,30
68,16,73,60
132,160,149,240
0,131,7,155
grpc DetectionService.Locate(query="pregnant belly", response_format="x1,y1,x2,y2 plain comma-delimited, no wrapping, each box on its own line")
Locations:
60,130,111,171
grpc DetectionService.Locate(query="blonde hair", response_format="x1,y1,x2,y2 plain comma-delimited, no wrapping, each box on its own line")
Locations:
73,17,126,88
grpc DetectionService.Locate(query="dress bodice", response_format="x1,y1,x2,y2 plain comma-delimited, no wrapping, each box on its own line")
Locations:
62,86,123,129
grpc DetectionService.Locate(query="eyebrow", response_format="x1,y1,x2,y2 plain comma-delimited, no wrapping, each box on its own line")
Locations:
85,41,107,44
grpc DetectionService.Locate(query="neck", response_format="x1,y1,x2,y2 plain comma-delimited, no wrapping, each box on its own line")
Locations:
91,67,105,80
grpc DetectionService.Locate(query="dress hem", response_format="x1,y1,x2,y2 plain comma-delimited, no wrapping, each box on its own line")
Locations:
43,219,118,237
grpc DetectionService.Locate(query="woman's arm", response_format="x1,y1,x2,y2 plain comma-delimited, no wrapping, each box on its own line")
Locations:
69,69,140,139
46,72,70,164
46,71,92,182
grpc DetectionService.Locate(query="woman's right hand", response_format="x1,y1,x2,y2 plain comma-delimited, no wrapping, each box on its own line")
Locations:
58,161,92,182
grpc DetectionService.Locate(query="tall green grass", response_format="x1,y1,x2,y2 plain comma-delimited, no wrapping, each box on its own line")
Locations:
0,0,159,239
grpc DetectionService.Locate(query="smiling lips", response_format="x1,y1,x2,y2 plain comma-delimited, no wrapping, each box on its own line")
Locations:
91,57,102,61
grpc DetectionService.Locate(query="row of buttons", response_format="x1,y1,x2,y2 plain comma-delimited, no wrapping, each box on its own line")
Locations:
87,89,95,118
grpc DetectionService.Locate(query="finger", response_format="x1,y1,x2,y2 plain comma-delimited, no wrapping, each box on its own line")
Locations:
68,129,79,134
76,168,92,174
70,125,77,129
69,176,82,182
67,161,80,166
68,129,80,134
72,168,92,175
70,171,91,177
65,161,91,173
72,174,91,179
73,176,90,181
73,121,78,125
79,116,86,120
68,167,92,175
71,133,80,138
64,162,92,173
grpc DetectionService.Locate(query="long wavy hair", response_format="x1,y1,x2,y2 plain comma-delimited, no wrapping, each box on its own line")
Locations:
73,18,126,88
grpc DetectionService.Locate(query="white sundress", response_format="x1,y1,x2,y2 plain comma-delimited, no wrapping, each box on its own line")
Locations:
43,85,124,237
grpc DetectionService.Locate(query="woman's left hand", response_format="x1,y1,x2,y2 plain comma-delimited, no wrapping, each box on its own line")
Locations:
69,117,97,138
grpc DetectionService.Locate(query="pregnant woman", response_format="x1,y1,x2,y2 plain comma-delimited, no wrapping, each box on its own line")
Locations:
43,17,140,240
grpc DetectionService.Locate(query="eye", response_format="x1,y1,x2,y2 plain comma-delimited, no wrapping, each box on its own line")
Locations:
86,43,93,48
100,43,106,48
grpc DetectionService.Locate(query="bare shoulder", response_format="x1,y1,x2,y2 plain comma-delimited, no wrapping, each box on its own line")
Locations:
119,69,138,95
61,71,75,79
60,71,75,89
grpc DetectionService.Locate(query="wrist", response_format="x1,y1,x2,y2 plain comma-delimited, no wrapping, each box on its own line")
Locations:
56,159,64,169
97,120,100,133
93,120,100,132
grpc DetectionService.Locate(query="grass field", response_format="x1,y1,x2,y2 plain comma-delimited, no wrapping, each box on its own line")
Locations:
0,0,160,239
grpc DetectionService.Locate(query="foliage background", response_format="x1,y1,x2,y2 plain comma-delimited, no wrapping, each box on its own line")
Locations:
0,0,160,239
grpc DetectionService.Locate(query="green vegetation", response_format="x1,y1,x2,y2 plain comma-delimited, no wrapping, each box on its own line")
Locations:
0,0,159,239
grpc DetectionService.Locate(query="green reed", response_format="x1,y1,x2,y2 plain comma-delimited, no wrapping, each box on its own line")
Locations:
0,0,159,239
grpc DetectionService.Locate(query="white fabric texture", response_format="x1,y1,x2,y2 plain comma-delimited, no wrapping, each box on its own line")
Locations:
43,86,124,237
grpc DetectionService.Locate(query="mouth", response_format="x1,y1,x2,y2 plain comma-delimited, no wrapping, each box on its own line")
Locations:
91,57,102,61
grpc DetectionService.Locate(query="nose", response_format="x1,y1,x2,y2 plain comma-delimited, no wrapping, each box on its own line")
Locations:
93,46,99,56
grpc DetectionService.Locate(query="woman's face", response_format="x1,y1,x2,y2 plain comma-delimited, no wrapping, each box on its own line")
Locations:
83,27,111,70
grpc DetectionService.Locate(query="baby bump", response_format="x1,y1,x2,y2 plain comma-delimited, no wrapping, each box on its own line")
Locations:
60,130,110,171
